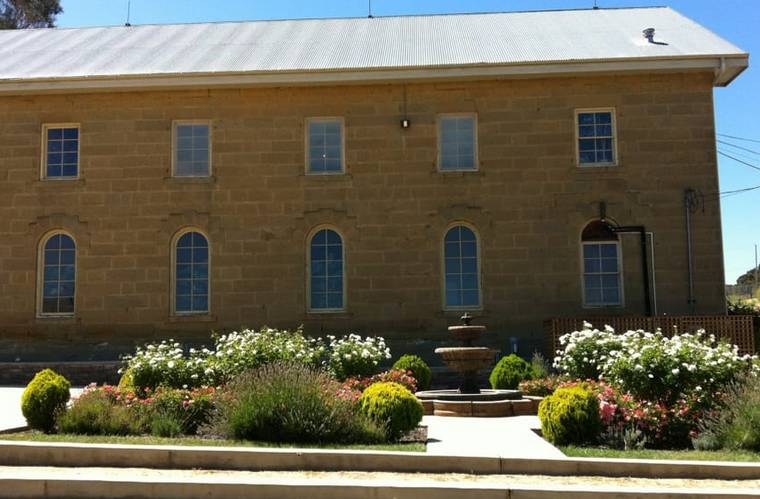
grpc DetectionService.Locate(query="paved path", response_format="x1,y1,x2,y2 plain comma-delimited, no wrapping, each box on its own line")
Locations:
0,387,82,432
424,415,565,459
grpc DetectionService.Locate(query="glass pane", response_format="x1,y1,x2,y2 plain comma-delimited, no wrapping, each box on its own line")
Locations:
462,290,479,307
59,282,75,297
62,165,78,177
176,248,192,263
585,288,602,304
583,245,600,258
192,264,208,279
444,242,460,258
602,275,619,288
311,245,326,261
192,280,208,295
461,274,478,290
47,141,62,152
312,261,326,277
43,283,58,298
600,244,617,257
42,298,58,314
63,127,79,139
59,297,75,313
44,250,59,265
44,266,59,281
311,293,327,309
46,235,61,250
327,293,343,309
578,113,594,125
444,227,460,243
192,295,208,312
444,258,461,274
461,242,476,257
584,275,601,290
604,287,620,304
176,264,191,279
326,260,342,276
177,125,193,138
60,250,75,265
595,112,611,124
59,265,75,281
327,277,342,292
445,290,461,307
176,295,191,312
177,233,193,247
48,128,63,140
461,258,477,273
445,275,461,291
601,258,618,272
584,258,601,273
326,245,342,261
192,232,207,247
176,280,191,295
192,248,208,263
311,277,326,293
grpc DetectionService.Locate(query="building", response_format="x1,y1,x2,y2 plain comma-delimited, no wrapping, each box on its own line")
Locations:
0,7,748,364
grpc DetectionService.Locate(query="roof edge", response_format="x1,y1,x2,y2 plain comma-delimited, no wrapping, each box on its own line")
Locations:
0,55,748,95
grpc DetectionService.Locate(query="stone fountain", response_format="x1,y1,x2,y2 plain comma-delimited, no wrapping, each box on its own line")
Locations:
416,314,530,417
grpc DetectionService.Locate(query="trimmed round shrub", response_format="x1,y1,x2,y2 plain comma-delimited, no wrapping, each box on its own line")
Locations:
392,355,432,391
538,385,601,446
359,381,423,440
21,369,71,433
489,354,533,390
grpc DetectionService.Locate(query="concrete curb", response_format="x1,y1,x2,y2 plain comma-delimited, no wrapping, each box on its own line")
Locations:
2,441,760,481
1,476,759,499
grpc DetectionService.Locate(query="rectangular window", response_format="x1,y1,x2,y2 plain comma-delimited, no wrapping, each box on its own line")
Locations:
42,125,79,179
438,115,477,171
582,242,622,306
577,109,616,166
173,122,211,177
306,118,344,174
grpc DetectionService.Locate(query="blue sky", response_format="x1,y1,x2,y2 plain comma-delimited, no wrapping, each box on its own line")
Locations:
57,1,760,283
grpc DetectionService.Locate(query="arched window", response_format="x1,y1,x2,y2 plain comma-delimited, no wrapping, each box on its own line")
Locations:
443,225,480,309
40,232,76,315
174,230,209,314
309,228,344,311
581,221,622,306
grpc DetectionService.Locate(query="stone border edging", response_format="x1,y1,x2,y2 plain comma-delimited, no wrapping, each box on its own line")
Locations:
3,477,758,499
2,441,760,481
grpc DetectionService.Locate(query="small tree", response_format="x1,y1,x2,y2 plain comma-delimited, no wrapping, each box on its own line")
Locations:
0,0,62,29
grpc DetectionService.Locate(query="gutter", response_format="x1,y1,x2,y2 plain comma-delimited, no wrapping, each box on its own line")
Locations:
0,55,748,95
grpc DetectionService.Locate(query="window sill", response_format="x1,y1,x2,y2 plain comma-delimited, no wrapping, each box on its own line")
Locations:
36,314,77,322
164,176,217,184
304,172,352,179
435,168,482,175
166,314,217,324
575,164,621,171
305,310,353,319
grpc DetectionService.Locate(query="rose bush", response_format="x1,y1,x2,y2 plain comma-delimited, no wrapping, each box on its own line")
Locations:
554,323,757,403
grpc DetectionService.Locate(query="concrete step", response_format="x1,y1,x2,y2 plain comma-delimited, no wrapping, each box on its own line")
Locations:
2,467,760,499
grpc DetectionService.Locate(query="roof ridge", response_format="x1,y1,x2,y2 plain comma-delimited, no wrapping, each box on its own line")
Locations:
41,5,670,31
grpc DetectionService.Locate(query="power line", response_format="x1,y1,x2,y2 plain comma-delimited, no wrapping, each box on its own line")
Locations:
718,139,760,156
718,150,760,173
717,133,760,144
721,184,760,198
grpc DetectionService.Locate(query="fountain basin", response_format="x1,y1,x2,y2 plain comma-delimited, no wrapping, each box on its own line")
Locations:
415,389,541,417
434,347,495,372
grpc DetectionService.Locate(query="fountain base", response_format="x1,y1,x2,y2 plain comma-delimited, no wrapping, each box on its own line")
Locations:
415,389,541,417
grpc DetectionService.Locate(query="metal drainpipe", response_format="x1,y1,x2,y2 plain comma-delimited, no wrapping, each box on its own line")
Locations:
685,189,696,314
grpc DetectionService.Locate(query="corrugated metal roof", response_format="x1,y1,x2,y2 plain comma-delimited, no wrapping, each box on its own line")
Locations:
0,7,747,84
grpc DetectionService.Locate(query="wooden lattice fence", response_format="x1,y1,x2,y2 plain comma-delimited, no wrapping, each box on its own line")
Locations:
544,315,756,357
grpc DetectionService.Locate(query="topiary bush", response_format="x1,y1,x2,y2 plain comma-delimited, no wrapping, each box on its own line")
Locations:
206,362,384,444
489,354,533,390
21,369,71,433
359,381,423,440
392,355,431,391
538,385,601,446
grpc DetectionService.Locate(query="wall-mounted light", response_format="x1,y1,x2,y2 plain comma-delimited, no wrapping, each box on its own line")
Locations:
400,119,410,129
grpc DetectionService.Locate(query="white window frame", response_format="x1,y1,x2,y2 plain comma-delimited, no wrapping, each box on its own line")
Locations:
171,120,212,178
40,123,81,181
306,225,347,313
437,113,479,172
441,222,483,311
580,240,624,308
575,108,618,168
304,117,346,175
171,227,211,316
36,230,77,318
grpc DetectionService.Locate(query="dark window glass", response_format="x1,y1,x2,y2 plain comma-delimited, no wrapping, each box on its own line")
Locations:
175,231,209,313
443,225,480,307
174,124,210,177
577,111,615,165
310,229,344,310
41,234,76,314
439,116,476,171
308,120,343,173
45,127,79,178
